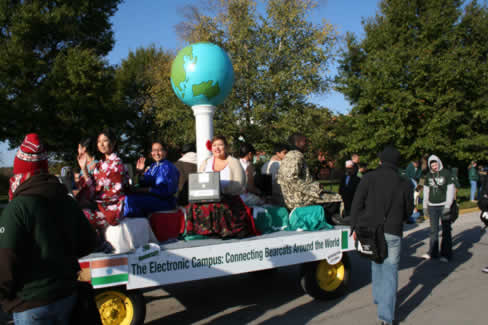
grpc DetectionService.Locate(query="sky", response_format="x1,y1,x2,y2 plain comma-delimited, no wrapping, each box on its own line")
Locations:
0,0,380,167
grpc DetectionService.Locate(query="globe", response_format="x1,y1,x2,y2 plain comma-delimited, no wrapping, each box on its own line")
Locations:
170,42,234,107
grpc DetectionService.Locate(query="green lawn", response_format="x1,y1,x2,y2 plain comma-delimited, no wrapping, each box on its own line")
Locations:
319,180,479,212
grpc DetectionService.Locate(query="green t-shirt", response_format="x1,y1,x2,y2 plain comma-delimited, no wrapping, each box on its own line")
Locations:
425,169,452,204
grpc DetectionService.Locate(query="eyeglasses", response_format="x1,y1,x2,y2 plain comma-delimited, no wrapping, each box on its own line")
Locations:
151,150,164,153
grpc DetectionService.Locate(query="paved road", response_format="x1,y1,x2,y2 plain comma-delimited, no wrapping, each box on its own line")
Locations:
142,210,488,325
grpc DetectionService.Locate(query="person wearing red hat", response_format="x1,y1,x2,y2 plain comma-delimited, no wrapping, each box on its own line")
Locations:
0,133,97,324
8,133,49,201
77,129,128,230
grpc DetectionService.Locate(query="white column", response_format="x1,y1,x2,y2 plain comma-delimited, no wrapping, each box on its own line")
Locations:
191,104,216,170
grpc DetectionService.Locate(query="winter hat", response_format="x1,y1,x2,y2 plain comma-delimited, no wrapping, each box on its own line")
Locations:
13,133,48,175
345,160,354,168
379,145,401,166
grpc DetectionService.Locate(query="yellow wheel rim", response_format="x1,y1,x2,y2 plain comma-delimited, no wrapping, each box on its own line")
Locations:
316,260,345,292
96,290,134,325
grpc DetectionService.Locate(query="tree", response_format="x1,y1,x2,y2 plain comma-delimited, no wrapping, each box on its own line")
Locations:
0,0,122,160
336,0,488,166
174,0,337,153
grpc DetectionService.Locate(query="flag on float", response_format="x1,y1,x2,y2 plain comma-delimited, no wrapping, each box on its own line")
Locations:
89,256,129,288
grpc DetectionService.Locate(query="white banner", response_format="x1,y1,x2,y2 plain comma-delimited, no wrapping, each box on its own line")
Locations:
127,229,353,290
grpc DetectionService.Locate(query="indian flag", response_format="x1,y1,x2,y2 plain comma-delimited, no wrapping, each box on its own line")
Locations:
90,257,129,288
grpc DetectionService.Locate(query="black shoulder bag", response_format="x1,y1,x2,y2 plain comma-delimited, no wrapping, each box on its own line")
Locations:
355,218,388,264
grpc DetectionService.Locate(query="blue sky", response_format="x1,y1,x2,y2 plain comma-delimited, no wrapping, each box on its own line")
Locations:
0,0,380,167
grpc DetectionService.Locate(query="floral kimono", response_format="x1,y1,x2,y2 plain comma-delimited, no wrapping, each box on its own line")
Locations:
79,153,128,229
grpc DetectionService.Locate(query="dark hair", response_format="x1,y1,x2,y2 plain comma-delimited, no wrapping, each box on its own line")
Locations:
181,143,196,154
212,135,228,146
151,141,167,151
97,128,118,152
79,137,96,157
288,133,305,146
273,143,289,154
239,143,256,158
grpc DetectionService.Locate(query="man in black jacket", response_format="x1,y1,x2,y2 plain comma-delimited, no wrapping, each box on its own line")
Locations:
351,146,413,325
0,134,97,324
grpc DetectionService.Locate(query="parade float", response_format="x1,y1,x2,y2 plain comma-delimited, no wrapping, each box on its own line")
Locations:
79,42,354,325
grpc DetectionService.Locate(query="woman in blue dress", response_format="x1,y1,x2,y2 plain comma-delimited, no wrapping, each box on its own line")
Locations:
123,141,180,218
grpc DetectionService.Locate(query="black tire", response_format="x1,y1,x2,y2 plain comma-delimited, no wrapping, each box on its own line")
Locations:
95,287,146,325
300,253,351,300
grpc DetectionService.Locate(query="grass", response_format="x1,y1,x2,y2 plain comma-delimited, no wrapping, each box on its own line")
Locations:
319,180,479,212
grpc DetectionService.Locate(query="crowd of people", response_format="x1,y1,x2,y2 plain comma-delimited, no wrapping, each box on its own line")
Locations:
1,130,487,325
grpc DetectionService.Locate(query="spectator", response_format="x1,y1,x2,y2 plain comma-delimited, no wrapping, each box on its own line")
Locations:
123,141,180,217
351,145,413,325
261,143,288,204
422,155,455,262
277,134,344,218
405,159,421,188
0,133,97,324
468,161,479,202
407,185,423,224
351,153,360,176
478,164,486,200
174,143,197,206
339,160,361,217
358,162,368,177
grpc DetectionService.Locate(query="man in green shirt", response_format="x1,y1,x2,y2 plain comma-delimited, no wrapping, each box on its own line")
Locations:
422,155,455,262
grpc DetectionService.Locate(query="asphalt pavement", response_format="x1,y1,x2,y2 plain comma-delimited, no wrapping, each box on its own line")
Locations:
1,210,486,325
143,210,488,325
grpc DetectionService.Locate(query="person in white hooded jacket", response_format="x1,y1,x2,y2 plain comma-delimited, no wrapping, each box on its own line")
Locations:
422,155,455,262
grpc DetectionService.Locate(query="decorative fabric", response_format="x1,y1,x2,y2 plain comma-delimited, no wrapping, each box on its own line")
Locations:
186,195,253,238
79,153,128,229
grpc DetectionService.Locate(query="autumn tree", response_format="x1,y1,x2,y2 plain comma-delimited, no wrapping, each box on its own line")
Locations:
173,0,337,153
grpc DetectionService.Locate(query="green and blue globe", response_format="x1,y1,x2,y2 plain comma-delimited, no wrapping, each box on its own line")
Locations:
170,42,234,107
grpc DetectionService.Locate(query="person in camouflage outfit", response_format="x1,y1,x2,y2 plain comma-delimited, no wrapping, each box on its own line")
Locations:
277,134,344,213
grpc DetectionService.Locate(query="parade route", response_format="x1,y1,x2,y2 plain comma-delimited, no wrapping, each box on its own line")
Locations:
142,210,488,325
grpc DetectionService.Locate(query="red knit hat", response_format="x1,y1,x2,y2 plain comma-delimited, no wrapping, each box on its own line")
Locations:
13,133,48,175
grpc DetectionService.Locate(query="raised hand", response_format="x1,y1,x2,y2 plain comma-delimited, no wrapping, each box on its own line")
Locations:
136,157,146,173
77,153,87,170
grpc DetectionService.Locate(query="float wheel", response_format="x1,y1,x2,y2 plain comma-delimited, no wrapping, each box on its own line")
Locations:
300,253,351,300
95,287,146,325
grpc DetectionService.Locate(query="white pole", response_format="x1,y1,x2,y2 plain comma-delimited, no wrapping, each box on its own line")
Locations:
192,104,216,170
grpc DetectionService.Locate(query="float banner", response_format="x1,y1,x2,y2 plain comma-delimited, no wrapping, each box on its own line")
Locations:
127,228,353,289
90,256,129,288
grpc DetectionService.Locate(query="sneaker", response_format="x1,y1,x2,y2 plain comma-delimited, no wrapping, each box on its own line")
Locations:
421,253,431,260
440,257,449,263
482,266,488,273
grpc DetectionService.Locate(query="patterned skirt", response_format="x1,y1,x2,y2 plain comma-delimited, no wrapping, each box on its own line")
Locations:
186,195,253,238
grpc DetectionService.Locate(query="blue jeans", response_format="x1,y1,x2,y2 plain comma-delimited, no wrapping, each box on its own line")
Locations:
428,205,452,259
372,233,401,324
470,180,477,201
13,293,76,325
